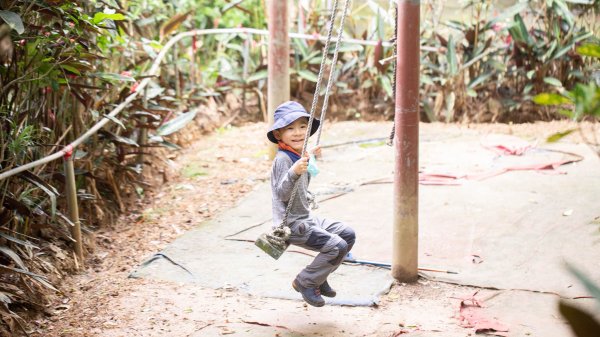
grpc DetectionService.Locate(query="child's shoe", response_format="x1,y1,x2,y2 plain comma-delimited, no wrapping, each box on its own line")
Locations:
292,279,325,307
319,280,336,298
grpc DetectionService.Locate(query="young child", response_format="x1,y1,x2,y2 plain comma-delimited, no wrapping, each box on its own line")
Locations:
267,101,356,307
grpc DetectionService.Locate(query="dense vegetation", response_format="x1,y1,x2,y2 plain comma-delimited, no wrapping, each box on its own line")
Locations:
0,0,598,334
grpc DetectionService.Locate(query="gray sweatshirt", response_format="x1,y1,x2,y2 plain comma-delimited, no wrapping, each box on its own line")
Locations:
270,151,314,229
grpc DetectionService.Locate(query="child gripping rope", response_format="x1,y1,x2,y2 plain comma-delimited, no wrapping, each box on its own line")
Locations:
265,101,356,307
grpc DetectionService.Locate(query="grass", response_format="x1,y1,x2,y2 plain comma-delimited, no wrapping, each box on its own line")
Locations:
182,163,209,178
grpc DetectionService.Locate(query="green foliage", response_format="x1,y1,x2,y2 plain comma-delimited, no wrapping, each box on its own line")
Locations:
156,111,198,136
0,10,24,34
533,36,599,142
577,43,600,58
418,0,599,122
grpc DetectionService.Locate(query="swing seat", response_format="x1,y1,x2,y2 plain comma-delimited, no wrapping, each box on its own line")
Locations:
255,233,289,260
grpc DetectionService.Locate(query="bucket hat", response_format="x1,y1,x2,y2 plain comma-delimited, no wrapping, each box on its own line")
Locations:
267,101,320,144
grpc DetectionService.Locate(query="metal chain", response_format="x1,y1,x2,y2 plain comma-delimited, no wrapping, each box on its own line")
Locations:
281,0,349,228
387,1,398,146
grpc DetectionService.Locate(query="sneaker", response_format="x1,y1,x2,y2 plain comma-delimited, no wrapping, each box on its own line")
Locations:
292,279,325,307
319,280,336,298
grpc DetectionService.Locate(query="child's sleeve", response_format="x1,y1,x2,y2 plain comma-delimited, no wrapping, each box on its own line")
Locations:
271,156,300,202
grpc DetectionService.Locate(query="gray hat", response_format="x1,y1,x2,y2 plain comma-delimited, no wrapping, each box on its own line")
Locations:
267,101,320,144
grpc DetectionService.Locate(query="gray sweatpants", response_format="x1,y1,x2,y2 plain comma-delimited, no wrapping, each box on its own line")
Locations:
288,216,356,289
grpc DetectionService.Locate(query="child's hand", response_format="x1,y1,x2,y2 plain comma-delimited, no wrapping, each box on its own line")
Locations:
291,155,309,176
310,145,322,159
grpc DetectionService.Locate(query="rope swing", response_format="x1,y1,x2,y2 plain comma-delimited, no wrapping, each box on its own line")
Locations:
255,0,352,259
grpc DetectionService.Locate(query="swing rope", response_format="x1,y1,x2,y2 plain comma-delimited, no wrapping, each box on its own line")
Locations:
263,0,352,252
280,0,351,228
314,0,351,145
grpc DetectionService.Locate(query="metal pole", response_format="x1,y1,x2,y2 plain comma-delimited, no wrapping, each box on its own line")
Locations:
392,0,420,282
64,156,84,268
267,0,290,159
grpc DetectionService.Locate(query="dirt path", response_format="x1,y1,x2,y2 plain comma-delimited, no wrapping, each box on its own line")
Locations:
30,121,597,337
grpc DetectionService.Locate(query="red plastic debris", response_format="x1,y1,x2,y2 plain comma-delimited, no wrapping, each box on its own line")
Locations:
457,292,509,336
62,145,74,160
480,134,534,156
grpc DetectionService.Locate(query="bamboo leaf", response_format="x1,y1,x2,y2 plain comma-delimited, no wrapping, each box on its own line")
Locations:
380,75,393,98
0,265,57,291
484,3,528,30
508,14,530,44
547,129,576,142
576,44,600,58
544,77,563,87
103,114,126,130
468,73,493,89
60,64,81,76
558,108,574,118
159,11,191,40
421,75,434,86
0,10,24,34
99,130,138,147
247,69,268,82
92,12,126,25
91,72,136,82
533,93,571,105
158,140,182,150
292,38,309,58
298,69,318,82
0,233,38,250
157,111,197,136
220,71,242,82
31,275,58,292
146,87,165,100
0,246,28,271
0,291,12,305
552,0,574,27
17,172,58,219
447,35,458,76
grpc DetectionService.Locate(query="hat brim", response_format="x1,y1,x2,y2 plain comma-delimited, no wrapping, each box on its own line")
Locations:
267,113,320,144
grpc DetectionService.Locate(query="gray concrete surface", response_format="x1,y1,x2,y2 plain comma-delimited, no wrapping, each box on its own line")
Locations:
130,122,600,336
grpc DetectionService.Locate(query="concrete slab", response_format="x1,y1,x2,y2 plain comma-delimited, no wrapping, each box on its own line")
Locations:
131,122,600,312
130,181,393,306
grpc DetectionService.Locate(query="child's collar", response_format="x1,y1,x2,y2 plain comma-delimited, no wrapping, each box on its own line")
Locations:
278,141,301,163
277,141,301,157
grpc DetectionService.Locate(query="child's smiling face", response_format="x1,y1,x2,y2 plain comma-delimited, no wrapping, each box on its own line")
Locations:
273,117,309,153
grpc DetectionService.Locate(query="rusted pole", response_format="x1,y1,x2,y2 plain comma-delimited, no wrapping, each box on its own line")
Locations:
64,156,84,268
392,0,420,282
267,0,290,159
